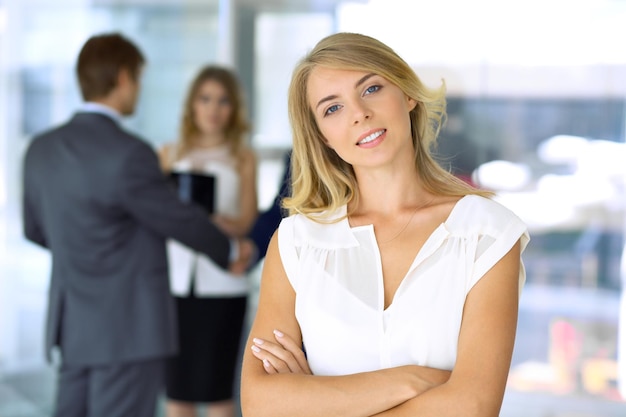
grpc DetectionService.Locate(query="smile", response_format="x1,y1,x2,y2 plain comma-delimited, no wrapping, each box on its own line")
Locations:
358,129,386,145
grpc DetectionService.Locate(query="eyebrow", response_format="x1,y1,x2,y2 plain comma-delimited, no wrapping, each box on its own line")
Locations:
314,72,377,110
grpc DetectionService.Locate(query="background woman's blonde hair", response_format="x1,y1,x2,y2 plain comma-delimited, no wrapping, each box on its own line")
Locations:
284,32,491,219
175,65,250,159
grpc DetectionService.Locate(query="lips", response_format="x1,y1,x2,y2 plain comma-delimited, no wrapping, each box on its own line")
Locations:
357,129,386,145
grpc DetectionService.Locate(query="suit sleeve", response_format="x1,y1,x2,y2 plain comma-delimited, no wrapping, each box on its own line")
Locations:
22,144,48,248
247,151,291,259
117,140,231,269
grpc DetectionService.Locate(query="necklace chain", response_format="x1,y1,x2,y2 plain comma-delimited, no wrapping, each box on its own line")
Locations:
376,198,434,244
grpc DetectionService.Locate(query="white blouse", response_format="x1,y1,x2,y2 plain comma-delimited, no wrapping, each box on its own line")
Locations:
166,144,249,297
278,195,529,375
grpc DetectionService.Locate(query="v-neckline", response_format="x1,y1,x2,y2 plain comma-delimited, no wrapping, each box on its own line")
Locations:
349,195,471,312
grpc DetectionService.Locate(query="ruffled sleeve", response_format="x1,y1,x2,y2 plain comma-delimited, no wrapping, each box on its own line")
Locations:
447,195,530,295
277,208,359,293
277,215,300,291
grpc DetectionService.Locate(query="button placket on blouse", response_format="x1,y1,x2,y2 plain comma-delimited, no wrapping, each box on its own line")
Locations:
365,226,392,369
380,308,393,369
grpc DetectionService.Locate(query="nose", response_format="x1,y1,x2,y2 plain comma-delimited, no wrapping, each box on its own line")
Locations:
352,102,371,125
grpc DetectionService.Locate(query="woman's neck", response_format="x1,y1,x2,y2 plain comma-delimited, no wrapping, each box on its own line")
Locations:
351,165,427,216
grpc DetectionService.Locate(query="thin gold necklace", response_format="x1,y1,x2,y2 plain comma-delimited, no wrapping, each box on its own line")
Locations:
376,198,434,244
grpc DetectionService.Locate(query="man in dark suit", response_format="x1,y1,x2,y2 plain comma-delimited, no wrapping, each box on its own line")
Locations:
21,32,253,417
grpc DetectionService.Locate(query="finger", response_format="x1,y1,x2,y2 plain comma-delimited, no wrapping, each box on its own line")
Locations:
262,358,277,374
252,337,305,373
251,344,290,374
273,330,312,374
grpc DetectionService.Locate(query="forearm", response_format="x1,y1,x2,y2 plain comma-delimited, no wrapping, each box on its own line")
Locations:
241,365,422,417
371,378,502,417
212,214,256,237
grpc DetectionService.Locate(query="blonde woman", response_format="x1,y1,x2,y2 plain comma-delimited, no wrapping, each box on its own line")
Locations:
159,65,257,417
240,32,529,417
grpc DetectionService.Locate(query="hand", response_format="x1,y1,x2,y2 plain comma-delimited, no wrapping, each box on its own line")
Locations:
229,237,257,274
251,329,312,375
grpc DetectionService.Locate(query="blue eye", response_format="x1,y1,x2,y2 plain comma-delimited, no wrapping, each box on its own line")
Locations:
325,104,341,116
364,85,380,95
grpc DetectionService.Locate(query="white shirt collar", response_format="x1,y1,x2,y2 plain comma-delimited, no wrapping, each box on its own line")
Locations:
80,102,123,124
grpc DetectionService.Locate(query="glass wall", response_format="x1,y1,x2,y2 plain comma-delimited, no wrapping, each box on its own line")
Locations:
1,0,625,416
0,0,224,371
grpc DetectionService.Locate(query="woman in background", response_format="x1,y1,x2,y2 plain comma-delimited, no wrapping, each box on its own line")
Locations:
159,65,257,417
240,32,529,417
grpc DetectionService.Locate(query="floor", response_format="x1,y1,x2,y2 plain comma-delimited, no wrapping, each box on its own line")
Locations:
2,285,625,417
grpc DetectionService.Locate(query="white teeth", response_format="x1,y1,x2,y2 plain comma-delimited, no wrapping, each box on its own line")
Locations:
358,130,385,145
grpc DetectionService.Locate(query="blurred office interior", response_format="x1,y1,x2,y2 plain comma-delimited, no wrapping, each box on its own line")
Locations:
1,0,625,416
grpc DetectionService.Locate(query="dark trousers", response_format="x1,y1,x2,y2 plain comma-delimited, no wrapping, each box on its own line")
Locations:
53,357,165,417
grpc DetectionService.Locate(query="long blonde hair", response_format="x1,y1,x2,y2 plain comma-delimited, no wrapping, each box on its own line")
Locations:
284,32,490,219
175,65,250,160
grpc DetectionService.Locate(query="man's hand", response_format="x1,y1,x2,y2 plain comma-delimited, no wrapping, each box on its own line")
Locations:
229,237,257,274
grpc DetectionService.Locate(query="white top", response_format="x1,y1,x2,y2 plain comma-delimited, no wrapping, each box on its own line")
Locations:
166,144,249,297
278,195,529,375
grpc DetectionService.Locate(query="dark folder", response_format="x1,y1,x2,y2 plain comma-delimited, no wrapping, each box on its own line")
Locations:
169,172,216,214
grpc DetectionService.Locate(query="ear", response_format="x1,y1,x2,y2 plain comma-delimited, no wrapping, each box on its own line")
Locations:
117,68,131,88
406,96,417,112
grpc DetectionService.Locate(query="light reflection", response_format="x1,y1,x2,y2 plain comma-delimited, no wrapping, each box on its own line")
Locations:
0,8,6,34
342,0,626,66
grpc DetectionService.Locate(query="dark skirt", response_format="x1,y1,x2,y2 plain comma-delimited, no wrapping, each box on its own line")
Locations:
165,294,248,403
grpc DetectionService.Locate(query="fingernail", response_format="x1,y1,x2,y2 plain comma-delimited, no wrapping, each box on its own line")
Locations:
263,359,271,368
251,345,260,353
253,338,263,345
273,329,284,337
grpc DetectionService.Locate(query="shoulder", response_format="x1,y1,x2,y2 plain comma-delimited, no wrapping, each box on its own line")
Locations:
25,116,86,156
457,194,519,218
28,116,76,145
24,134,50,166
445,195,527,237
114,134,161,168
277,209,357,288
26,130,53,152
278,207,357,249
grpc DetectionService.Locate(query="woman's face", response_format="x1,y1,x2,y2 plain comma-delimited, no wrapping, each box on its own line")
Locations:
307,66,417,171
192,79,233,136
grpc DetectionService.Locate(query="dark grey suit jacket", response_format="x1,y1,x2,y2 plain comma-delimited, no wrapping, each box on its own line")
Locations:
22,112,231,366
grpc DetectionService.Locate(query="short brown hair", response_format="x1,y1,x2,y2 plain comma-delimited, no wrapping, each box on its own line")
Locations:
76,32,145,101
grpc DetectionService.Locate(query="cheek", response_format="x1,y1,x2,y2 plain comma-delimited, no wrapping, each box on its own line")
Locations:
316,120,338,146
316,128,333,148
192,102,204,118
221,106,234,120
